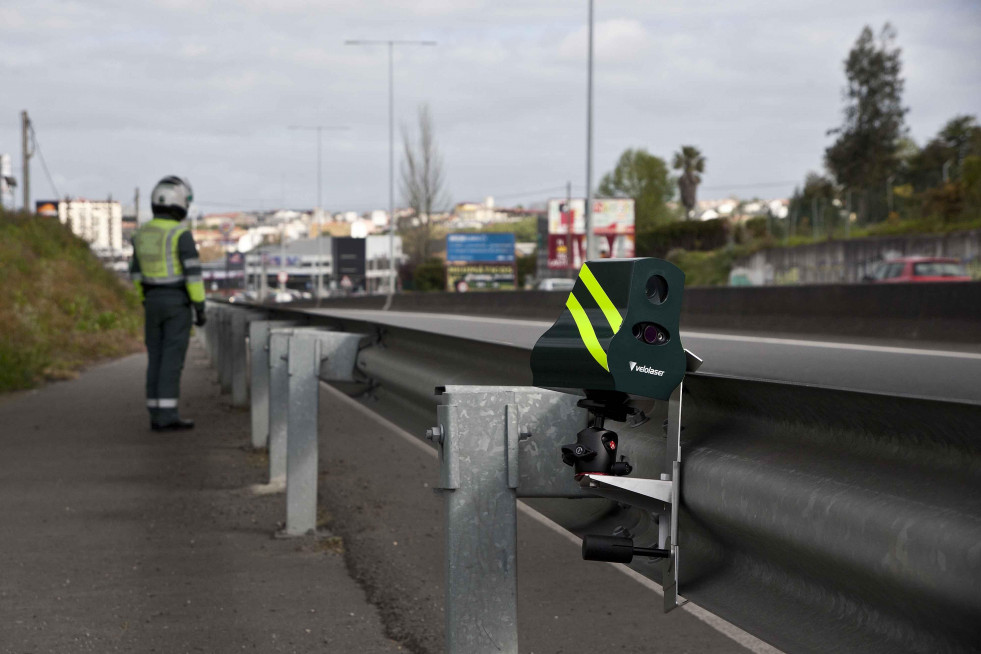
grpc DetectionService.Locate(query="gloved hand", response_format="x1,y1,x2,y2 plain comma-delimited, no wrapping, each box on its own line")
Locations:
193,302,207,327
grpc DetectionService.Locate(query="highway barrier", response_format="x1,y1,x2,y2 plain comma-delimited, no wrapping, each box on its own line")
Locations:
204,300,981,654
202,305,362,537
286,280,981,343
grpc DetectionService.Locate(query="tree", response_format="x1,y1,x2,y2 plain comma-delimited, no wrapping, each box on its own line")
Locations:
902,115,980,193
825,24,908,222
596,148,675,232
400,104,448,263
789,172,837,237
672,145,705,220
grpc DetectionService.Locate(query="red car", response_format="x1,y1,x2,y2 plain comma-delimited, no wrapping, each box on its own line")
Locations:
865,257,973,283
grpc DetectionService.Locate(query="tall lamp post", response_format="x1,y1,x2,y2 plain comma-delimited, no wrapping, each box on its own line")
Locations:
344,38,436,302
584,0,598,261
288,124,349,304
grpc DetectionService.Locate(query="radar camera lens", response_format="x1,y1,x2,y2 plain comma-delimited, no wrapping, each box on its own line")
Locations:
633,322,669,345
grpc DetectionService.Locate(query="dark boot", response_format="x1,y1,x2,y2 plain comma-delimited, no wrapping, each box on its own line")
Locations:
153,408,195,431
152,417,195,431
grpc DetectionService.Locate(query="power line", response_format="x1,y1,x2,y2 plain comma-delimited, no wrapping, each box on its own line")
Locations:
28,122,61,199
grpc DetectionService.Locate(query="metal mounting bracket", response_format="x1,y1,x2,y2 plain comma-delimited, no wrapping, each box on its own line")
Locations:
580,379,687,612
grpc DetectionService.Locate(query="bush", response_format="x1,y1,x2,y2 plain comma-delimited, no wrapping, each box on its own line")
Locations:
665,247,739,286
413,258,446,292
636,218,728,257
516,253,536,288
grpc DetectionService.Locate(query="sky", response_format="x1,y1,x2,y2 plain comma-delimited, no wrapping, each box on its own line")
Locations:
1,0,979,215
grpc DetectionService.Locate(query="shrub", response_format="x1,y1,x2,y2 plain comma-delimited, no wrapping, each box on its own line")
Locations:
636,218,728,257
413,258,446,292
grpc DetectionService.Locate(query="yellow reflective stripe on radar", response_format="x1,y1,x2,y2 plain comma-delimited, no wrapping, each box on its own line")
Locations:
579,263,622,333
566,293,609,372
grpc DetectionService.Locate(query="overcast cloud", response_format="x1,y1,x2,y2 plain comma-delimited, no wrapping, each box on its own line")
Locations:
1,0,979,214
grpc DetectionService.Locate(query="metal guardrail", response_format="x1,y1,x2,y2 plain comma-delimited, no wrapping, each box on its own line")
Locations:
275,280,981,343
209,301,981,654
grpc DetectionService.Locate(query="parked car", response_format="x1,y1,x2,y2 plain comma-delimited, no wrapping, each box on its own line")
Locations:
864,257,972,283
535,277,576,292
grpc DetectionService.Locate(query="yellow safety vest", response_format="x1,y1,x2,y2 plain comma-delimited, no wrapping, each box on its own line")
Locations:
133,218,205,302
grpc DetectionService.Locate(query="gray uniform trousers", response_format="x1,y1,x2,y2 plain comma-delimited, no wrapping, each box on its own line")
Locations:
144,290,192,424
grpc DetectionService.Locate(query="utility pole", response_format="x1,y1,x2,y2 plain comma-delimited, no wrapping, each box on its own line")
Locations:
288,124,348,304
345,38,437,302
134,187,140,224
21,110,31,212
887,175,896,215
584,0,597,261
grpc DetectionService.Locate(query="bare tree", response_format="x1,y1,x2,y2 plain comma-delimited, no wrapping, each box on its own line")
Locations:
400,104,448,262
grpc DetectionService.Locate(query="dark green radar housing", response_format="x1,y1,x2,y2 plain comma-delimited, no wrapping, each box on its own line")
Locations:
531,258,688,400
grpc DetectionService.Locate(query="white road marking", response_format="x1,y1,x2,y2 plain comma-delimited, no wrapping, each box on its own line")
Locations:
313,308,981,360
320,382,783,654
682,331,981,360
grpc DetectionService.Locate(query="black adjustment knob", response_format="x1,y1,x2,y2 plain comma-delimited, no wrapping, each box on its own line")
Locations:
609,457,633,476
581,535,670,564
560,442,596,467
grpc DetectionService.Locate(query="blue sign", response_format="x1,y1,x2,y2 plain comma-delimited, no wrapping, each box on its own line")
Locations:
446,233,515,263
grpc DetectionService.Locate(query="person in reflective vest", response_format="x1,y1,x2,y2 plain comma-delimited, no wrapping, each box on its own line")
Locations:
130,175,206,431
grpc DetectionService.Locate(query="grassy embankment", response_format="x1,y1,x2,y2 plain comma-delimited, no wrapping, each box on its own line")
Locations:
0,209,143,392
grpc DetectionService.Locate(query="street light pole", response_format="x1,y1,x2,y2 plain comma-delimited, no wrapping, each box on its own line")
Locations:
584,0,597,261
288,124,348,305
345,38,436,302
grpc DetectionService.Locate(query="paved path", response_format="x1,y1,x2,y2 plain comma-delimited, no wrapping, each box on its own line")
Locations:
0,343,403,654
0,340,768,654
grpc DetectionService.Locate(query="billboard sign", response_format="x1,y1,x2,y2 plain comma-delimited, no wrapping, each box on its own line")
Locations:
225,251,245,272
546,198,635,269
446,232,515,263
36,200,59,217
445,232,515,291
333,237,366,292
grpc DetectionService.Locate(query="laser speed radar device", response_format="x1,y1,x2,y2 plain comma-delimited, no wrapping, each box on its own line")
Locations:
531,258,701,611
531,257,692,476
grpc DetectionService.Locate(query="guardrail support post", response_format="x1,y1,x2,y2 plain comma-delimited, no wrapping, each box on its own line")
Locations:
280,330,364,537
230,309,265,408
249,320,299,450
267,328,293,485
434,388,520,654
219,307,234,395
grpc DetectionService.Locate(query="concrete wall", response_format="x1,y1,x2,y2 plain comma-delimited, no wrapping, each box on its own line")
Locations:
735,230,981,284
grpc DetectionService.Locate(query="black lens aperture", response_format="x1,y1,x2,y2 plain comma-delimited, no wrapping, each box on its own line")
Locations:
633,322,670,345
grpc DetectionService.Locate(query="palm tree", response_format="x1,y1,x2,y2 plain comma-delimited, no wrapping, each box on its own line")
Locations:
673,146,706,220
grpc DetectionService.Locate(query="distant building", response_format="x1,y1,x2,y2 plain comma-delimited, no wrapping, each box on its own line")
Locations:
42,198,123,251
244,234,403,296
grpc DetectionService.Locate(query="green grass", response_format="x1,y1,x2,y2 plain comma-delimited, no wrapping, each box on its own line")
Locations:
0,209,144,392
